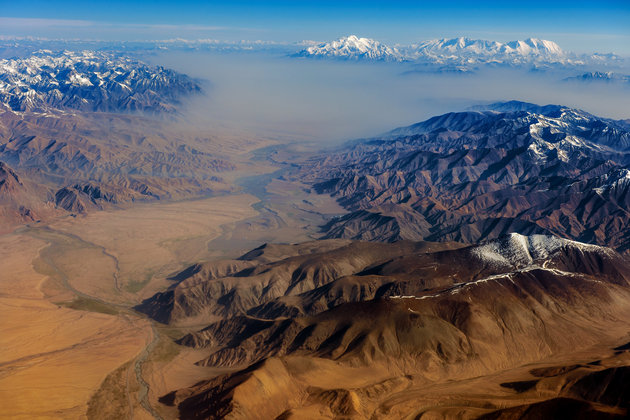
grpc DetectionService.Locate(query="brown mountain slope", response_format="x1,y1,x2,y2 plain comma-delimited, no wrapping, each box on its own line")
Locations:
0,101,263,229
0,161,60,231
136,239,460,325
0,106,235,194
298,102,630,253
142,235,630,418
0,51,267,229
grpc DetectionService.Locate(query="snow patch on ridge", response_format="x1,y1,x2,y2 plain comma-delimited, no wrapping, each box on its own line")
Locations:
470,233,614,269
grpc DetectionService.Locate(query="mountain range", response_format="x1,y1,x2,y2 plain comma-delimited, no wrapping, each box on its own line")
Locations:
0,50,201,114
0,50,241,230
140,234,630,418
564,71,630,83
133,101,630,416
297,35,623,68
3,44,630,419
295,101,630,254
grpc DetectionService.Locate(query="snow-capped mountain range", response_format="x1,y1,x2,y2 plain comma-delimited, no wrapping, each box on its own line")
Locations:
297,35,622,68
0,50,201,114
384,101,630,163
296,35,401,61
303,101,630,250
405,37,565,62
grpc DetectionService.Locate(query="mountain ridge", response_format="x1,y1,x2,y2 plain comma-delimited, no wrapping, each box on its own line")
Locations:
145,235,630,419
296,35,620,68
0,50,201,114
298,101,630,252
0,50,247,228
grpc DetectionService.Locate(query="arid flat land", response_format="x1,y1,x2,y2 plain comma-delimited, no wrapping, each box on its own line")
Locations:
0,193,266,419
0,233,150,419
47,193,261,302
0,174,346,420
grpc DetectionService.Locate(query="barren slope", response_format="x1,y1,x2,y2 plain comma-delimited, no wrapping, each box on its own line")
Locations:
299,102,630,253
141,235,630,418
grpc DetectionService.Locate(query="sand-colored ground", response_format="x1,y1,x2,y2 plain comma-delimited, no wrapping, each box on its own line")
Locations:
370,333,630,419
0,234,150,419
203,178,346,258
0,193,271,419
48,194,260,302
142,341,238,420
169,333,630,419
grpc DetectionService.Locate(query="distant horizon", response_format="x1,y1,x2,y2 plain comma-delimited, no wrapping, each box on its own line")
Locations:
1,29,629,57
1,0,629,54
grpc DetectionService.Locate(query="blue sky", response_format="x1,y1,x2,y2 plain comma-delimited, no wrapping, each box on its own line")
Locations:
2,0,629,54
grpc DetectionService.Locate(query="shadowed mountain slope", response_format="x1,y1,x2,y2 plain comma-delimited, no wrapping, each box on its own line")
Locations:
298,102,630,253
140,235,630,418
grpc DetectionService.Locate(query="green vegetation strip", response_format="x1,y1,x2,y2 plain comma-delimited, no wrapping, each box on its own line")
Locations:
55,297,119,315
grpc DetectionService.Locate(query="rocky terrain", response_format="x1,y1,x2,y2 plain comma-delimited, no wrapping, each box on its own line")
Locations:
138,234,630,418
0,50,254,229
128,100,630,418
0,103,238,227
0,161,61,230
0,50,201,114
296,101,630,253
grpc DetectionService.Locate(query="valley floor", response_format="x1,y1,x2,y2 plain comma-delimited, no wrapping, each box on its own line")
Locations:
0,195,253,419
0,160,346,420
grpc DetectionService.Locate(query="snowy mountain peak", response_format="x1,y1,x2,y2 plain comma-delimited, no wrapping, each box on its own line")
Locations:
296,35,402,61
412,37,564,59
504,38,564,56
413,37,502,54
381,100,630,167
564,72,630,83
297,35,572,66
